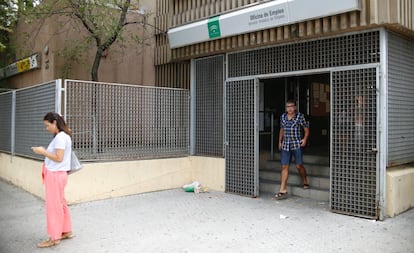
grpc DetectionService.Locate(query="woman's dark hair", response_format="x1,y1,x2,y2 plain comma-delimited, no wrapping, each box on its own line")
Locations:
43,112,72,136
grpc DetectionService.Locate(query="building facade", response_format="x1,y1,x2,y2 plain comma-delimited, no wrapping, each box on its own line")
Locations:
1,0,156,89
155,0,414,219
1,0,413,220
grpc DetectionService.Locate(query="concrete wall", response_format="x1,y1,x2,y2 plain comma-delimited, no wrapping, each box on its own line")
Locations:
3,152,414,218
189,156,225,192
0,153,225,204
386,164,414,217
0,153,45,199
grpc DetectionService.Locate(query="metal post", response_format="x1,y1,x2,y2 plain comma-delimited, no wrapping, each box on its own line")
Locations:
55,79,63,115
378,28,388,220
10,91,16,159
92,114,97,155
270,112,274,160
296,78,300,110
92,83,98,155
190,59,196,155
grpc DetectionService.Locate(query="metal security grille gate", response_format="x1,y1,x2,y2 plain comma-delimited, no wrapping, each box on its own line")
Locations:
331,68,378,219
190,31,382,206
193,55,224,156
225,79,259,197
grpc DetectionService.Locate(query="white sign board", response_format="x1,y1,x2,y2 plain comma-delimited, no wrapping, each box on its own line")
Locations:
168,0,360,49
0,53,40,79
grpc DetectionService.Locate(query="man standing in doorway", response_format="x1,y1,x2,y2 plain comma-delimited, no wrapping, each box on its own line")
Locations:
275,100,309,199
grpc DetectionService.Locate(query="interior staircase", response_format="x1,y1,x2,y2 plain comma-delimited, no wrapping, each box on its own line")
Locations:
259,152,330,201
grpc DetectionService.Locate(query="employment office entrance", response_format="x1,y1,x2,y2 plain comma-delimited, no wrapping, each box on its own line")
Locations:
193,31,381,219
258,74,331,200
259,74,331,153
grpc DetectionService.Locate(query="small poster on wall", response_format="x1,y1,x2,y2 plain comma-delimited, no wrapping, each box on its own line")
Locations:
311,82,330,116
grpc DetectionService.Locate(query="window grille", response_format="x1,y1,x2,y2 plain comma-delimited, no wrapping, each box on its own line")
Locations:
194,55,224,156
228,31,380,77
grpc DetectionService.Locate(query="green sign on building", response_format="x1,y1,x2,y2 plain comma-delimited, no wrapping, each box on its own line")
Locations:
208,16,221,39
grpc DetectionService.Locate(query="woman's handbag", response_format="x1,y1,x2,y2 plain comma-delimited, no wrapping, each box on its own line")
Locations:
69,151,82,174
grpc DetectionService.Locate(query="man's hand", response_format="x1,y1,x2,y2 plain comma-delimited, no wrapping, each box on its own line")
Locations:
278,142,282,151
300,139,307,147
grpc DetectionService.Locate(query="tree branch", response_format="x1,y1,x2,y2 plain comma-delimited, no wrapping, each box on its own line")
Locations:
100,0,130,51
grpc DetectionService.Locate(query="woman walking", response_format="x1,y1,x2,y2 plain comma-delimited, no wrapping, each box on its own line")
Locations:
32,112,73,248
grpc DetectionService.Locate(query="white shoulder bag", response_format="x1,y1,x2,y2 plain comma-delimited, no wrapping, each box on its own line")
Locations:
69,151,82,174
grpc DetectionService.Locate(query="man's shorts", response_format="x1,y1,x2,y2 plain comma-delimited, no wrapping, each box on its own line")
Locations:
281,148,303,166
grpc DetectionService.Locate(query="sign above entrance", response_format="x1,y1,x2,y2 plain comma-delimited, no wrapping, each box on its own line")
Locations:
208,16,221,39
167,0,361,49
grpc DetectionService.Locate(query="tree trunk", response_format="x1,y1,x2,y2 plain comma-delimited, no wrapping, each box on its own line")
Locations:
89,0,130,81
91,48,103,81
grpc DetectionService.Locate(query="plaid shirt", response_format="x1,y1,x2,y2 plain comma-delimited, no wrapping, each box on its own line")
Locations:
280,112,309,151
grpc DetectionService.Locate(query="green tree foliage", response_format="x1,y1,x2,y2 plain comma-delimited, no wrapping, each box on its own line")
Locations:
21,0,148,81
0,0,17,51
0,0,36,51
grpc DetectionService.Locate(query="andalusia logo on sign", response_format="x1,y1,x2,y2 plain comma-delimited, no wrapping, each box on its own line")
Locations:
208,16,221,39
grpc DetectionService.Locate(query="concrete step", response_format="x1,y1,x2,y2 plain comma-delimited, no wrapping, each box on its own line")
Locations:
260,179,330,202
259,169,330,189
261,163,330,177
270,152,330,165
259,152,330,201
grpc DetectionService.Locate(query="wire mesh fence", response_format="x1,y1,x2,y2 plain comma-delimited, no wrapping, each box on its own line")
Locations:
0,79,189,161
0,91,13,153
0,81,59,159
64,80,190,161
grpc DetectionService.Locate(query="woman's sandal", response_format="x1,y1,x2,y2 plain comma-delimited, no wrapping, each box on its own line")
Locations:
303,184,310,189
274,192,288,200
61,232,73,240
37,238,61,248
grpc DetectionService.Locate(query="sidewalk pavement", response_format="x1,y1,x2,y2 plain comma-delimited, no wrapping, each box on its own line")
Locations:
0,179,413,253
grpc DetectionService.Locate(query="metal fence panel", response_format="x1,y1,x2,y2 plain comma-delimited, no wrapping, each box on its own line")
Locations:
225,79,258,197
331,68,378,219
388,32,414,165
194,55,224,157
14,81,58,159
65,80,189,160
0,91,13,153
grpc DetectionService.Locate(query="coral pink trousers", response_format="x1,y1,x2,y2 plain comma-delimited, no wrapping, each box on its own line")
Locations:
42,164,72,240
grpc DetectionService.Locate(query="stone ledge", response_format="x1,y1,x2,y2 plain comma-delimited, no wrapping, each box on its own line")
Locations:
386,164,414,218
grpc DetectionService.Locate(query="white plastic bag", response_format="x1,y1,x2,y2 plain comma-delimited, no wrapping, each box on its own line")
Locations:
183,181,200,193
